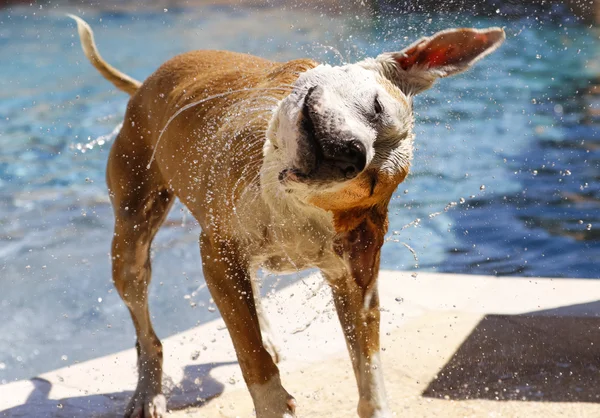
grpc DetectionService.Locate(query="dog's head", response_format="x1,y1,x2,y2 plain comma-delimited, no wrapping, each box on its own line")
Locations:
264,27,505,232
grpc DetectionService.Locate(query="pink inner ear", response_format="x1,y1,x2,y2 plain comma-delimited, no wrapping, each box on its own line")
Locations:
395,29,504,72
425,46,456,67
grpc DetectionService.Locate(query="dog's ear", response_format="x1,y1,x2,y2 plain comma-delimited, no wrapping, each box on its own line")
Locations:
373,27,505,95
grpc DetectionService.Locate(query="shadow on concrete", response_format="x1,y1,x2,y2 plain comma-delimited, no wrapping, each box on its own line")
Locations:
0,361,236,417
423,301,600,402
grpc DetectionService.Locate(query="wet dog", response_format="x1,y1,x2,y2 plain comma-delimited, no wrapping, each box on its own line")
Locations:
70,15,504,418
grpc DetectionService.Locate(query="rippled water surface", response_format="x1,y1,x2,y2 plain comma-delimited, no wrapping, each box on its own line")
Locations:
1,4,599,382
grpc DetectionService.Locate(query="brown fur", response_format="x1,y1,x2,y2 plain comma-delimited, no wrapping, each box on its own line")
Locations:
71,15,504,418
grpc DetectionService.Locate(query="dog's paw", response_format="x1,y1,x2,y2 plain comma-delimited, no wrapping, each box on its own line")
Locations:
358,399,391,418
255,396,296,418
250,377,296,418
124,393,167,418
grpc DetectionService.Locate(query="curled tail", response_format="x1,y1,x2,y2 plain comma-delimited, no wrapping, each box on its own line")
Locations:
68,14,141,95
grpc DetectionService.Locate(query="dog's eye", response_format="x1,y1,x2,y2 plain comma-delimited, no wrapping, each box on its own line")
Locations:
374,97,383,116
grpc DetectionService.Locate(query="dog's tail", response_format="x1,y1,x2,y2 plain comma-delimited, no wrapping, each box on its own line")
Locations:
68,14,141,95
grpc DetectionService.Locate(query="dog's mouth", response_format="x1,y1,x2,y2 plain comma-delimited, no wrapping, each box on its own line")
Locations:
279,87,367,187
278,167,310,184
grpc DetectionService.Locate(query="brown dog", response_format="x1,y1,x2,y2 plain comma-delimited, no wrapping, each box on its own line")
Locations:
70,15,504,418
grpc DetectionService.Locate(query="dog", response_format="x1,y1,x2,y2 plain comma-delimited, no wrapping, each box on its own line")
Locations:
70,15,504,418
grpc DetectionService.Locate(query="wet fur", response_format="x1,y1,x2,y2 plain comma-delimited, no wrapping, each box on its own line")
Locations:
70,15,504,418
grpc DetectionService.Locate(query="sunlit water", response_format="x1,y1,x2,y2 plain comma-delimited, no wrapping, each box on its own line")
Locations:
1,4,598,383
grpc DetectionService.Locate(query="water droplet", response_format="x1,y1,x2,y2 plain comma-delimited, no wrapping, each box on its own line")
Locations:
536,54,542,59
495,8,500,13
164,8,168,12
480,185,486,191
586,224,592,231
532,170,538,176
395,297,404,303
207,306,216,312
0,363,6,370
57,403,63,409
459,197,466,204
61,355,68,361
97,297,102,303
191,351,200,361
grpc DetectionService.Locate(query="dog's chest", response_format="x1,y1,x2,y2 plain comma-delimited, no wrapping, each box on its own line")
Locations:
257,211,338,273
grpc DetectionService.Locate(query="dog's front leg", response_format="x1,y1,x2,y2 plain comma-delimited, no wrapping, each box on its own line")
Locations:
326,217,390,418
200,233,296,418
328,275,389,418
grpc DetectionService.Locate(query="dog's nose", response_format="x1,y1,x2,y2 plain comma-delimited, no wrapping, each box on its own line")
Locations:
327,140,367,179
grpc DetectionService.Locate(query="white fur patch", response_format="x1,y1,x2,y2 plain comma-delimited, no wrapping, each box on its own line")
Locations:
357,351,391,418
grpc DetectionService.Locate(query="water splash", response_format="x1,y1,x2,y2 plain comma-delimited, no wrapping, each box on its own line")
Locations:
310,42,348,64
386,191,483,268
70,122,123,154
146,86,293,169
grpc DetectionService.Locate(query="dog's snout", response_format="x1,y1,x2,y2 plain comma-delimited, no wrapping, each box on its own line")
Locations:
329,140,367,179
299,86,367,181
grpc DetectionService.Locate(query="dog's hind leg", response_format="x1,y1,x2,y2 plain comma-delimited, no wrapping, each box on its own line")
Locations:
200,233,295,418
107,129,174,418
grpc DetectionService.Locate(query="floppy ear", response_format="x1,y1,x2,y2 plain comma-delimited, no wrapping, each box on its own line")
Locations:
376,27,505,95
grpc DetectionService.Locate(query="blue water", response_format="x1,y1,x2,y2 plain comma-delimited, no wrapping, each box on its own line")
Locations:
0,4,599,383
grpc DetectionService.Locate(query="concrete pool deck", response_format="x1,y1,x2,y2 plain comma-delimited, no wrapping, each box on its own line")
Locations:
1,271,599,417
